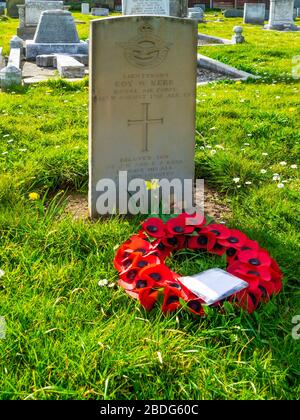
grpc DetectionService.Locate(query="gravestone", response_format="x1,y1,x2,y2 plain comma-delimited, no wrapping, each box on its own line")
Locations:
265,0,298,31
0,47,6,70
81,2,89,14
122,0,169,15
91,7,109,16
89,16,197,217
169,0,188,17
224,9,243,18
7,0,24,17
297,8,300,17
26,10,88,60
17,1,64,40
243,3,266,25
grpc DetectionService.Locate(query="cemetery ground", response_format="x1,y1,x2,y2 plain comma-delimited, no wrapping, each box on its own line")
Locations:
0,12,299,400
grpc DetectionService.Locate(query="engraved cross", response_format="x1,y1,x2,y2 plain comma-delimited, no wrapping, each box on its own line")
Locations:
128,103,164,152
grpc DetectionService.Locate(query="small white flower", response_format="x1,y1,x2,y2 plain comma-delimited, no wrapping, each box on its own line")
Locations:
279,161,287,166
210,149,216,155
233,177,240,183
98,279,108,287
237,185,241,188
108,282,116,288
290,164,297,169
277,183,284,189
157,351,163,364
275,96,281,99
272,174,280,181
215,144,224,149
209,127,216,131
7,139,14,143
260,169,267,174
0,269,5,278
245,181,252,185
206,145,212,149
262,152,268,156
2,152,8,155
244,143,250,146
19,149,27,152
3,134,9,138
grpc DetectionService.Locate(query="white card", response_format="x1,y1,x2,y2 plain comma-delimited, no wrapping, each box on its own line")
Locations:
179,268,248,306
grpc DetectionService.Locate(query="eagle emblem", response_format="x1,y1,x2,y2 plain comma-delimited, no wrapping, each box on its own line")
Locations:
119,22,172,69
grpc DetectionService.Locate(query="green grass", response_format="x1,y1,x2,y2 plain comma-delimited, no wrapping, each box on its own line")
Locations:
0,12,299,400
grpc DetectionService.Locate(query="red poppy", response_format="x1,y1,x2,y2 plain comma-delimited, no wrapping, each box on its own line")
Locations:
237,249,272,267
142,217,165,238
162,286,182,313
187,232,211,250
139,263,176,283
240,239,260,252
148,240,172,260
161,234,186,250
186,298,205,316
165,214,195,236
218,229,248,248
138,287,159,311
204,223,231,239
228,261,272,282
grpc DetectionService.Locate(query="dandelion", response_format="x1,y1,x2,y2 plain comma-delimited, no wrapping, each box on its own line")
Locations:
290,164,297,169
260,169,267,174
277,183,284,189
145,179,160,190
98,279,108,287
29,192,40,201
233,177,240,183
279,161,287,166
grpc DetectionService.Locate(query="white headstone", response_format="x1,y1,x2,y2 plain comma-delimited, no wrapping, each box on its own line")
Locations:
243,3,266,25
122,0,170,16
89,16,197,217
265,0,298,30
81,2,89,14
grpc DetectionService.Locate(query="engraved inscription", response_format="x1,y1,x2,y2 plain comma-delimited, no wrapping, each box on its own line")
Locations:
128,103,163,152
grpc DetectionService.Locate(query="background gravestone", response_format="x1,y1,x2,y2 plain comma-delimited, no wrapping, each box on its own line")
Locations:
265,0,297,30
122,0,169,15
243,3,266,25
7,0,24,17
89,16,197,217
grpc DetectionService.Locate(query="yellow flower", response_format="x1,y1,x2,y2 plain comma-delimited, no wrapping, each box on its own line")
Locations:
235,80,242,85
29,192,40,201
145,179,160,190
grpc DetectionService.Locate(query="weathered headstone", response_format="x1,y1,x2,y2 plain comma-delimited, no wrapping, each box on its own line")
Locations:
0,65,22,90
224,9,243,18
0,47,6,70
188,8,204,21
243,3,266,25
81,2,89,14
91,7,109,16
297,8,300,17
122,0,169,15
7,0,24,17
265,0,298,31
17,1,64,40
26,10,88,60
89,16,197,217
169,0,188,17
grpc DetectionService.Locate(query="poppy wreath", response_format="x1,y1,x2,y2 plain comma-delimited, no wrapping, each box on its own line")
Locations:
114,213,282,315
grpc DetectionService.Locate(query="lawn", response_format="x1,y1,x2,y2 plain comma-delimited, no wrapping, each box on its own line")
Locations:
0,12,299,400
